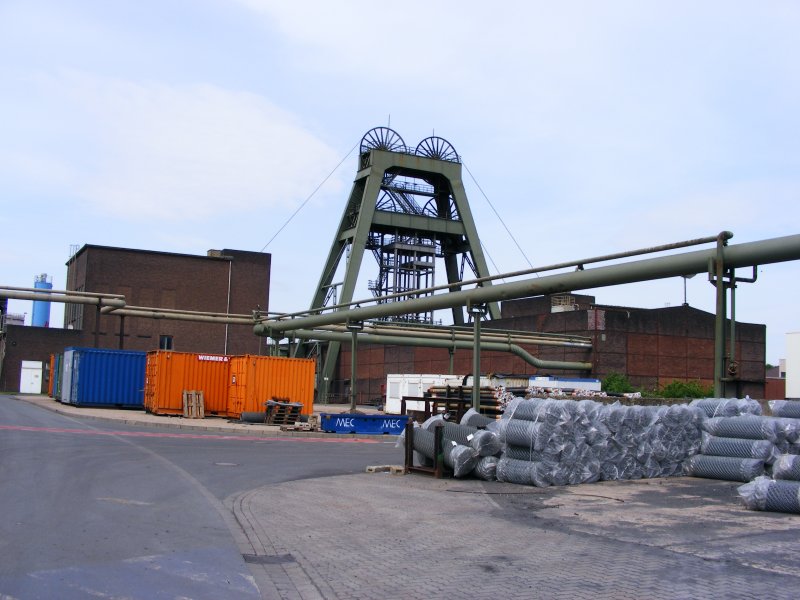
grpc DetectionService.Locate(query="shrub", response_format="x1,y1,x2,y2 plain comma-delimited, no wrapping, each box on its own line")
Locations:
602,373,635,394
657,380,713,399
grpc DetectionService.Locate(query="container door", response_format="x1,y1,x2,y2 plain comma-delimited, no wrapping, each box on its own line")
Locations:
228,359,246,418
385,377,402,414
61,350,75,403
19,361,43,394
144,353,158,412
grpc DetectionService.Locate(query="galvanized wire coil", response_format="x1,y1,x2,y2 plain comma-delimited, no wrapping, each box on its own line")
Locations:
772,417,800,443
460,408,495,428
530,462,552,487
496,419,552,450
503,444,557,464
738,476,800,513
690,397,762,418
472,456,498,481
686,455,765,482
423,418,476,444
772,454,800,481
496,457,534,485
496,397,703,487
508,398,578,426
411,426,478,477
701,416,780,442
469,429,503,457
700,432,778,463
422,416,503,456
768,400,800,419
423,417,501,457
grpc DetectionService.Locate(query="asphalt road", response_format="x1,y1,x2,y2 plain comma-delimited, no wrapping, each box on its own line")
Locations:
0,396,402,599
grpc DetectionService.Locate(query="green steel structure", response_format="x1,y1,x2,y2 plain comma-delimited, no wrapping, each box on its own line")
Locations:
308,127,500,402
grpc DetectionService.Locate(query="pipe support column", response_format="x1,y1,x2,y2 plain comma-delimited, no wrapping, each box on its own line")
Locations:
470,304,486,410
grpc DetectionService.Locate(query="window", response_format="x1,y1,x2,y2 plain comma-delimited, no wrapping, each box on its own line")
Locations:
159,335,173,350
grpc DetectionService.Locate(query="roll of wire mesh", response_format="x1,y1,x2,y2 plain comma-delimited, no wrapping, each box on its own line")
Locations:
503,444,557,464
423,418,476,444
701,416,779,442
700,432,778,462
495,397,704,487
460,408,496,428
496,457,533,485
509,398,577,426
469,430,503,457
497,419,552,450
768,400,800,419
424,418,501,457
473,456,499,481
772,454,800,481
686,454,764,482
690,397,762,418
411,426,478,477
738,476,800,514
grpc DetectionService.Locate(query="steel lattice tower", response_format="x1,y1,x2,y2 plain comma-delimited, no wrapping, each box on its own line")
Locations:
309,127,499,395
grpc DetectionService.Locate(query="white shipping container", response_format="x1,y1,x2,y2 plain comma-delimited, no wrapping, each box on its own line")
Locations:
529,376,602,392
457,375,533,389
786,332,800,399
19,361,43,394
384,374,462,414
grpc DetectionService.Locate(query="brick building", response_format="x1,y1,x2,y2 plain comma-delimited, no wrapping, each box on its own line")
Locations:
333,293,768,403
0,245,270,393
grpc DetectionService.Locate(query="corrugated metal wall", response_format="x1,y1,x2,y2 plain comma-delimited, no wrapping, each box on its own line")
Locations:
62,347,146,407
144,351,232,416
228,355,315,418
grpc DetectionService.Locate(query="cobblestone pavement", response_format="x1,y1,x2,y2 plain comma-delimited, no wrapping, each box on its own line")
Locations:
236,474,800,600
14,396,800,599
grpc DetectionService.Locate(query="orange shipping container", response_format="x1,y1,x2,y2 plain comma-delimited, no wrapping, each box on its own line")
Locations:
47,354,55,397
228,355,315,418
145,351,231,416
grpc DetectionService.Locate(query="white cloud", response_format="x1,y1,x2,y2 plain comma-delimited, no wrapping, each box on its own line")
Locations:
29,70,344,222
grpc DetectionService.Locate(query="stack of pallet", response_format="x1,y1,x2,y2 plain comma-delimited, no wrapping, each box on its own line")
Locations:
264,399,303,426
426,385,528,417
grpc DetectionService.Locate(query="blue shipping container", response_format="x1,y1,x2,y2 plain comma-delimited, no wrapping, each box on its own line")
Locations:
320,413,409,435
61,347,147,408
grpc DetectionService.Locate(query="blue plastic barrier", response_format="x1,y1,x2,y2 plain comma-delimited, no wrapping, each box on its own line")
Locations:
320,413,409,435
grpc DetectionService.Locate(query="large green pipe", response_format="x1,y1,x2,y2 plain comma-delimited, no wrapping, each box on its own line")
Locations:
0,290,126,308
713,235,727,396
256,234,800,334
320,323,592,348
279,328,592,371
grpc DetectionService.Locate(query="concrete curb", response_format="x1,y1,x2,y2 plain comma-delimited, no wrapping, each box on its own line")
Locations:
7,394,401,442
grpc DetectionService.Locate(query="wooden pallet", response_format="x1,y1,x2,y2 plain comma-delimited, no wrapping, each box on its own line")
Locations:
279,423,314,432
265,400,302,426
182,390,205,419
366,465,405,475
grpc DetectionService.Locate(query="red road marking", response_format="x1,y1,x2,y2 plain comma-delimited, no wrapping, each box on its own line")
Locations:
0,424,380,443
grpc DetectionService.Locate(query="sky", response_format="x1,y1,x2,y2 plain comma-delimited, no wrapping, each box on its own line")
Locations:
1,1,798,365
